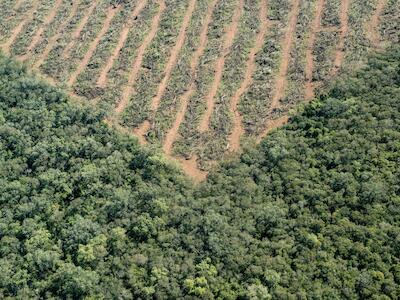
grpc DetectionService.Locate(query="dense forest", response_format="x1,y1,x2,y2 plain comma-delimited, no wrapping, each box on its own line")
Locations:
0,47,399,299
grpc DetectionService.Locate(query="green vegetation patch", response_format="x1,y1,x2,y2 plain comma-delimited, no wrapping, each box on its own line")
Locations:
1,46,399,298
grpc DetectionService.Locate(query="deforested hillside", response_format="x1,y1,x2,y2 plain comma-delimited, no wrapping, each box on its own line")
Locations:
1,0,399,174
0,44,399,298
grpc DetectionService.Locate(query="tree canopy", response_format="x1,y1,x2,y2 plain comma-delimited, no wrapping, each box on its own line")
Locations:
0,47,399,298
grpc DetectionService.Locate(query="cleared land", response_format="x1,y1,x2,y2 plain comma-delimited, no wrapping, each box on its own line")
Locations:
0,0,396,177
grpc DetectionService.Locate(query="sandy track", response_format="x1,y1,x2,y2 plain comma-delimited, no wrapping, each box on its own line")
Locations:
19,0,63,62
228,0,270,152
68,5,121,86
1,1,39,54
367,0,387,46
198,0,244,133
115,0,166,114
163,0,219,154
304,0,324,100
97,0,148,87
62,1,99,59
33,0,80,69
332,0,349,75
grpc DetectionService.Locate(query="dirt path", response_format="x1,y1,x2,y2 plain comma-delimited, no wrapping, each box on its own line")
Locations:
115,0,166,114
62,1,99,59
68,5,121,86
97,0,148,87
163,0,219,155
228,0,270,152
304,0,324,100
198,0,244,133
332,0,349,75
1,1,39,55
19,0,63,62
33,0,80,69
367,0,387,47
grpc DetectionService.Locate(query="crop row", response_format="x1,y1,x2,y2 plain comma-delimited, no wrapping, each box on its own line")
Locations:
0,1,34,45
310,0,343,85
145,0,213,145
27,0,81,63
379,0,399,44
71,2,141,100
40,1,109,83
120,0,190,128
97,2,160,113
171,0,240,163
321,0,341,27
10,0,57,57
282,0,316,115
200,0,263,166
238,0,292,136
342,0,377,71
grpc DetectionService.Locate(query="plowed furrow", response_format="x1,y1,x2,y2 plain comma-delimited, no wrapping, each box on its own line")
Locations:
228,0,270,151
332,0,349,75
305,0,324,100
198,0,244,133
34,0,80,69
62,0,99,59
19,0,63,62
115,0,166,114
1,1,39,54
163,0,219,154
97,0,148,87
68,5,121,86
